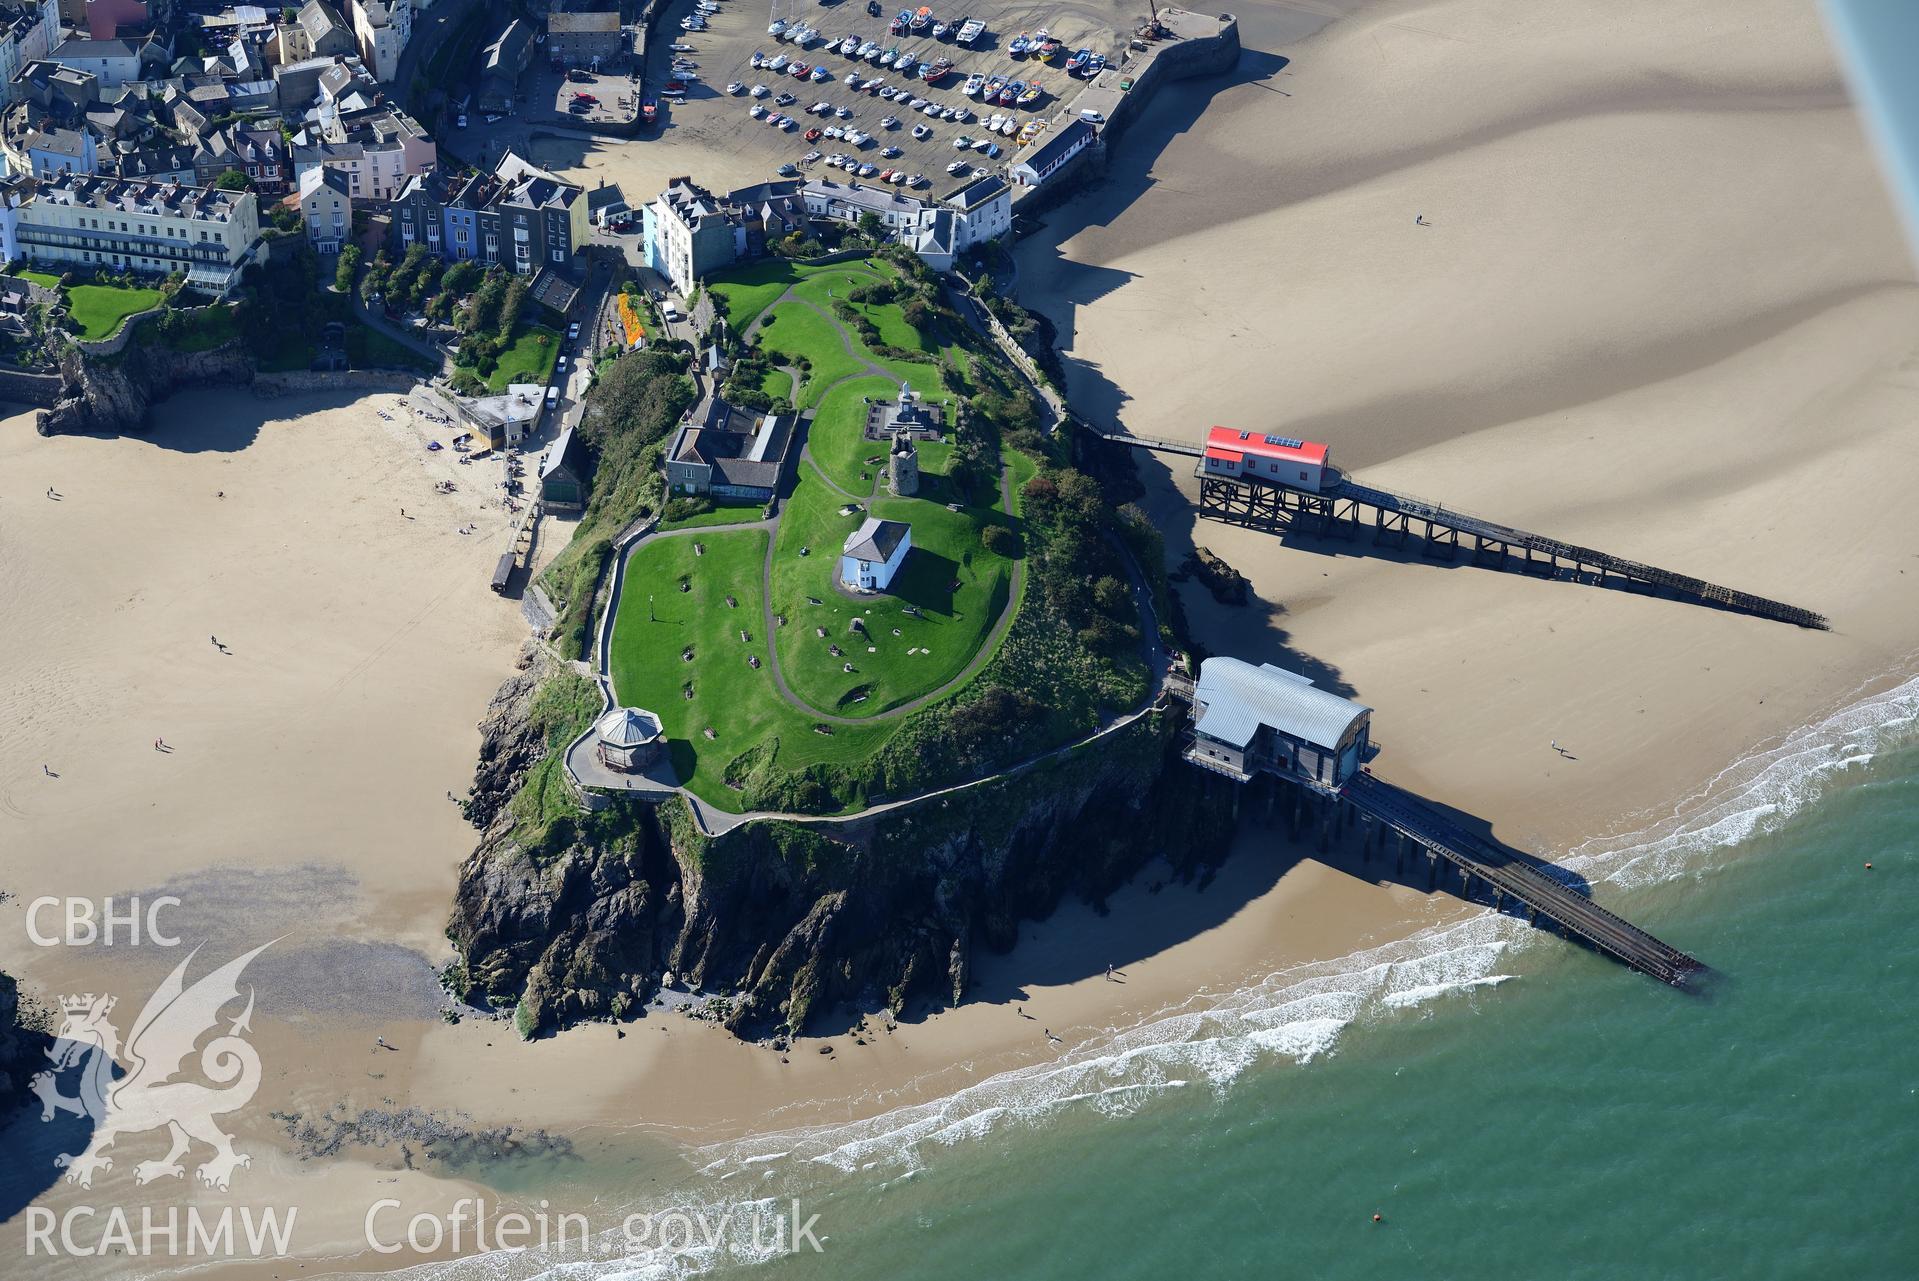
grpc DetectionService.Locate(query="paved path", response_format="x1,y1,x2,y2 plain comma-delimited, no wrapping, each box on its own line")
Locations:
351,292,450,375
558,264,1169,837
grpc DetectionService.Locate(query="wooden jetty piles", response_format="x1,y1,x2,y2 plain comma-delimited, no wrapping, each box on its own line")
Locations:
1085,428,1827,629
1340,773,1702,986
1167,657,1703,987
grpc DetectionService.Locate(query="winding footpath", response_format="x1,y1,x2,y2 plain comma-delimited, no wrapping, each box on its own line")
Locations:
560,270,1167,836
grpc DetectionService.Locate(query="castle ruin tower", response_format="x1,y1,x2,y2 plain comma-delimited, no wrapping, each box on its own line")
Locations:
888,430,920,496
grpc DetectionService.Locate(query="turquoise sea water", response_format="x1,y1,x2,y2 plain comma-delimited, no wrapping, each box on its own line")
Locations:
385,673,1919,1281
764,741,1919,1281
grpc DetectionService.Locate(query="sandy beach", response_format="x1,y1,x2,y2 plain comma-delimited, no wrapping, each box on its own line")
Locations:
6,0,1919,1275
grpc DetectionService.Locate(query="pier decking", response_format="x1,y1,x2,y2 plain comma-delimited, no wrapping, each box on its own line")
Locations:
1340,773,1702,986
1164,661,1703,987
1087,429,1827,629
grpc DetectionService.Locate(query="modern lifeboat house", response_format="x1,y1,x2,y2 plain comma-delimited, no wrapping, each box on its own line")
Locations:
1183,657,1371,792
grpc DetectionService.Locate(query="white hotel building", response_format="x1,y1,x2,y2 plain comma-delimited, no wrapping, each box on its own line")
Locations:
10,174,263,293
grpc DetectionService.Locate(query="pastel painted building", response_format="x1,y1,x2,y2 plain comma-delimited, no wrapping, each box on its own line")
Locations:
297,163,350,252
840,517,912,593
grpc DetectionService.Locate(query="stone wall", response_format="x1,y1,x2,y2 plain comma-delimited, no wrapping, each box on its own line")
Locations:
0,367,63,407
253,369,423,397
1009,11,1242,221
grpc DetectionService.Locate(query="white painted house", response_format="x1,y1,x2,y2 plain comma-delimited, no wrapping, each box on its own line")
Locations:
840,517,912,593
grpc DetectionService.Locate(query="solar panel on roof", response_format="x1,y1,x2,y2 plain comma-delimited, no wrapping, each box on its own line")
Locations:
1263,435,1305,449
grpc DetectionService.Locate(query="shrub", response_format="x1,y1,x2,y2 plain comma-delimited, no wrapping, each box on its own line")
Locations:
981,523,1019,558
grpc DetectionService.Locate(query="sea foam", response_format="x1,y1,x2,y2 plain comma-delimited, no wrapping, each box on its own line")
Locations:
693,662,1919,1180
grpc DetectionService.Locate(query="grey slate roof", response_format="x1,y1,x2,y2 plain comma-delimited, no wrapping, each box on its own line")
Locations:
1192,658,1370,751
596,706,663,747
843,517,909,564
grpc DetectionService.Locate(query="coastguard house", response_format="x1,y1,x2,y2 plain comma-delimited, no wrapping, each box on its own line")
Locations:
1184,658,1371,791
840,517,911,592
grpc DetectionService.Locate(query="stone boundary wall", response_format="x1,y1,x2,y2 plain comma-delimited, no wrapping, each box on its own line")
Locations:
71,302,174,358
252,368,423,397
794,248,871,267
0,367,63,406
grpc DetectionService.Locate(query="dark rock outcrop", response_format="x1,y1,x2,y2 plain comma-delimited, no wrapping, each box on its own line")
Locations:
465,644,555,830
446,669,1235,1040
36,334,254,437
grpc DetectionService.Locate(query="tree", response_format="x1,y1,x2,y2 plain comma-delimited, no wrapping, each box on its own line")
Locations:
334,245,361,294
214,168,251,191
856,211,884,242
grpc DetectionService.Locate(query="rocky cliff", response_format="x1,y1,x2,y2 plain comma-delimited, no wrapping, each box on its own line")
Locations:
36,333,254,437
446,680,1236,1040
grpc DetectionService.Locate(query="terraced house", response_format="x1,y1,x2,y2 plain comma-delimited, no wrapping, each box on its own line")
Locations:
10,172,262,292
391,151,586,273
291,107,434,201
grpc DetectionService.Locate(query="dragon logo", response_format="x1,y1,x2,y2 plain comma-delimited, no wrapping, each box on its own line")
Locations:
29,941,274,1191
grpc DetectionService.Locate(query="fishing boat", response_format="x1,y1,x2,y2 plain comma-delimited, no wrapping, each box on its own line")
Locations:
1008,32,1028,57
932,20,948,37
1065,47,1089,72
924,56,954,80
955,16,984,44
910,5,932,31
961,72,984,95
982,74,1004,99
1017,80,1041,106
998,79,1019,105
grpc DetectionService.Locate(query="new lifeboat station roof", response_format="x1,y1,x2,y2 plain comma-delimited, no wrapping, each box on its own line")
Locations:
1193,657,1370,751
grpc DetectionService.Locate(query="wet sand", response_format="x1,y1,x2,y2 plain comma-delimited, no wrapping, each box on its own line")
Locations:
6,0,1919,1274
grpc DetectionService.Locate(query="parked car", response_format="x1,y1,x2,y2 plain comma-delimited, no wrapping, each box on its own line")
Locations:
566,322,581,341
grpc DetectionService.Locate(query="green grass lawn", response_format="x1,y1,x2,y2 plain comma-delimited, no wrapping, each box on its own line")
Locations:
806,372,961,496
755,302,863,405
706,260,801,329
769,466,1016,718
40,277,167,340
607,529,895,809
480,323,562,392
807,376,899,495
347,322,435,371
761,367,793,403
659,500,765,531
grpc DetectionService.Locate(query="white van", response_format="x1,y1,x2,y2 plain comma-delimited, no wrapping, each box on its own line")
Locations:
545,386,560,409
1079,108,1104,123
662,302,682,323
